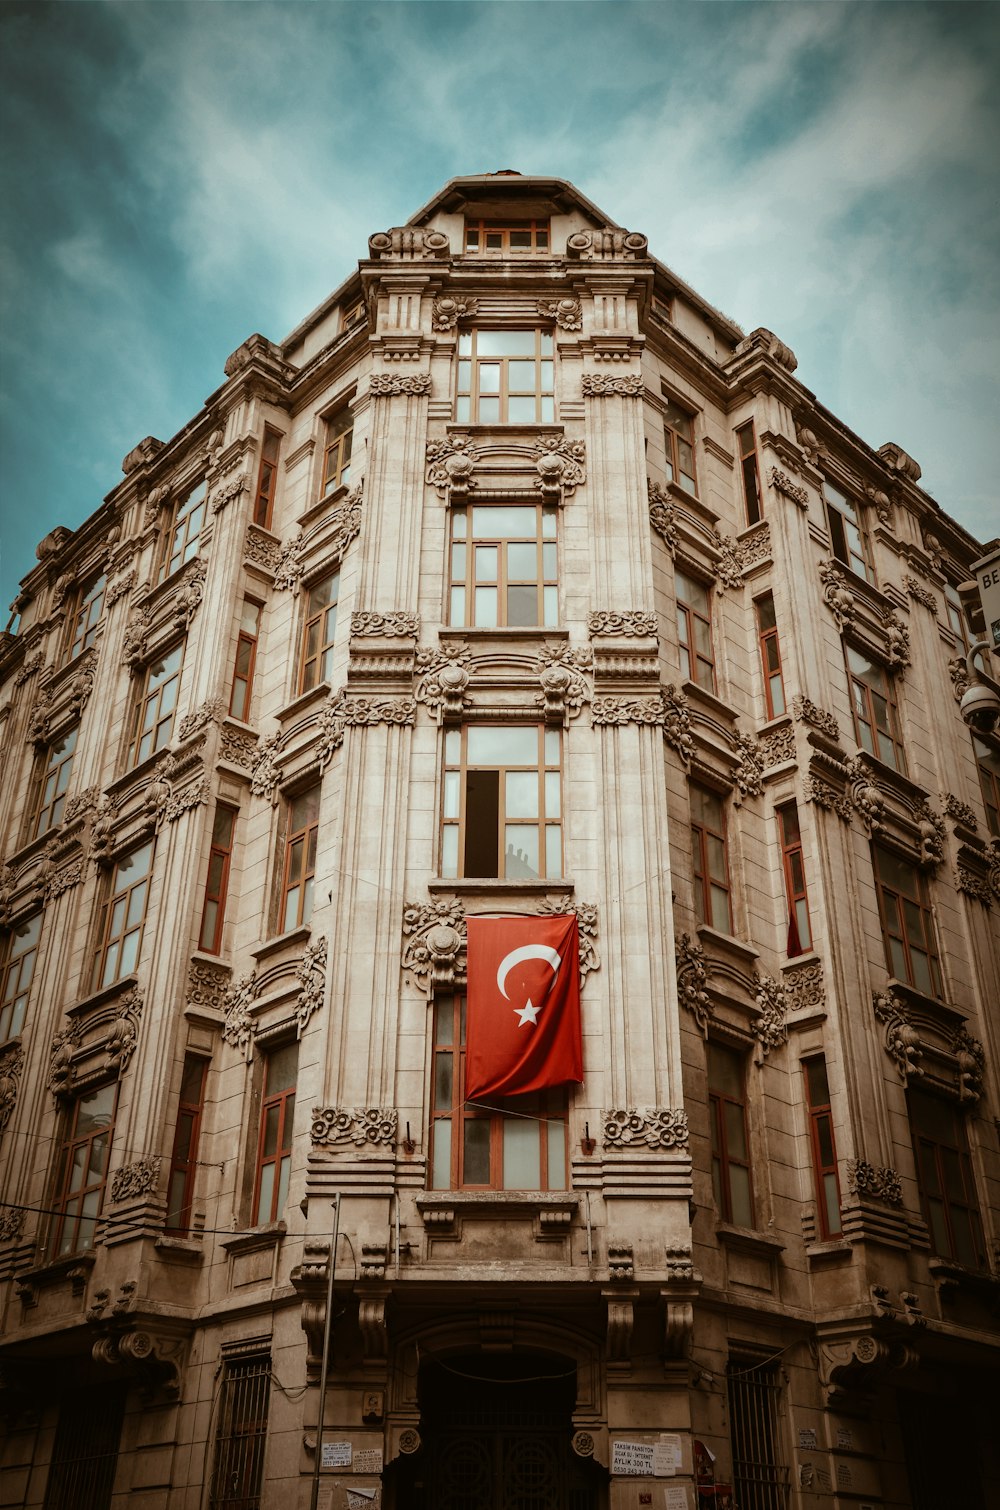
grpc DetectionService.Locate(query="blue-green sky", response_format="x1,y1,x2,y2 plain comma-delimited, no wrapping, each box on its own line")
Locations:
2,0,998,614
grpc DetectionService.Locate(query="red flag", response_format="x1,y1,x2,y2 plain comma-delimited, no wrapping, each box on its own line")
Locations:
465,914,583,1100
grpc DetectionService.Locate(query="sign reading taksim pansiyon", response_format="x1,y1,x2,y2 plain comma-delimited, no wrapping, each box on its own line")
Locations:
971,545,1000,650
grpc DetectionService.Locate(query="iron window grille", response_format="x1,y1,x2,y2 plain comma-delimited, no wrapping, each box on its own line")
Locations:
726,1355,790,1510
42,1385,125,1510
209,1352,271,1510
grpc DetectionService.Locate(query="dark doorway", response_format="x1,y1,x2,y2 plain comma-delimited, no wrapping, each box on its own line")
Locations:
392,1351,601,1510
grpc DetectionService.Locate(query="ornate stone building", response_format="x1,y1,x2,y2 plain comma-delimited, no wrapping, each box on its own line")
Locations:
1,173,998,1510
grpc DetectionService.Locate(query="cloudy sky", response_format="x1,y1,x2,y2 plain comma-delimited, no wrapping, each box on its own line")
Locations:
2,0,997,615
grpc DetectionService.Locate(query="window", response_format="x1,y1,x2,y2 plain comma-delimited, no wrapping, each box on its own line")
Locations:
158,478,208,582
209,1351,271,1510
777,802,811,955
50,1082,117,1256
28,724,78,838
944,581,970,651
973,734,1000,837
166,1054,208,1235
909,1087,986,1268
199,804,238,953
280,786,320,931
691,785,733,933
736,420,762,525
63,572,106,664
823,478,874,582
663,395,697,495
43,1385,126,1510
229,599,262,721
252,427,281,529
322,408,353,496
456,329,554,424
872,843,942,998
755,594,785,719
726,1356,788,1510
804,1057,841,1239
126,643,184,767
430,994,567,1190
847,646,904,771
1,912,41,1042
93,841,154,989
253,1043,296,1224
675,570,715,691
298,571,339,693
441,724,561,881
448,503,558,627
465,219,549,254
708,1041,754,1227
341,298,366,332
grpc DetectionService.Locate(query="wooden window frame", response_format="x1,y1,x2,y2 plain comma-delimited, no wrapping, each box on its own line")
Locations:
944,581,970,651
847,645,905,772
662,393,698,496
803,1056,842,1238
908,1087,986,1269
736,420,762,525
198,803,238,954
676,568,716,691
63,572,107,665
158,478,207,583
448,502,558,628
0,911,41,1043
229,599,262,720
429,993,567,1191
755,593,786,719
872,842,943,999
165,1054,209,1235
441,724,562,882
691,784,733,934
93,841,154,991
973,733,1000,838
50,1081,118,1258
777,801,812,955
253,1043,297,1224
823,477,875,583
28,723,78,839
341,298,366,332
464,219,550,254
298,571,339,694
708,1041,755,1227
126,642,185,768
321,408,353,497
252,427,281,529
279,786,320,933
455,329,555,424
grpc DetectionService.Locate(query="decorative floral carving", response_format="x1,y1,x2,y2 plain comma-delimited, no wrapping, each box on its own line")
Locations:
883,613,911,669
310,1106,398,1148
648,479,677,554
947,657,970,702
905,576,936,612
951,1027,985,1102
538,897,600,978
209,468,249,514
48,1019,84,1095
942,793,978,832
13,649,46,688
865,486,893,527
581,373,643,396
244,523,282,573
661,685,695,766
676,933,712,1032
732,730,764,804
185,959,231,1015
249,732,282,800
141,480,171,526
759,725,796,767
803,776,852,820
571,1431,596,1459
64,786,100,824
793,695,841,742
914,802,945,867
219,725,258,768
955,865,992,907
351,611,419,638
89,793,119,862
665,1243,695,1281
751,974,788,1055
795,424,824,466
317,689,416,769
607,1242,634,1282
221,972,259,1057
587,610,657,638
106,569,136,607
431,295,478,331
783,960,825,1010
534,646,592,721
848,1160,903,1206
819,560,856,631
0,1045,25,1134
0,1206,25,1241
591,695,663,726
295,937,328,1034
0,864,16,925
25,685,54,745
44,858,84,901
106,986,144,1074
402,899,467,991
273,530,305,596
714,524,771,592
602,1108,689,1149
178,697,224,741
534,436,586,497
768,467,808,506
426,435,477,495
121,606,153,667
110,1156,160,1203
873,990,923,1081
414,645,473,718
172,558,207,631
537,297,582,331
846,757,885,834
369,372,432,396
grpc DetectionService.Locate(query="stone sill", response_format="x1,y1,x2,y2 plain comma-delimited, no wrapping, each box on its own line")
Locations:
17,1250,96,1296
66,974,139,1020
155,1235,204,1262
805,1239,852,1265
428,878,575,898
680,678,739,728
219,1221,286,1256
928,1256,999,1296
438,625,570,643
695,926,759,968
882,978,966,1026
445,422,564,440
252,925,312,965
299,482,350,529
716,1223,785,1258
276,681,332,725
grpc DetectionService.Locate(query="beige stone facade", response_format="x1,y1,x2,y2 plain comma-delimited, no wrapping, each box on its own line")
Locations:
1,173,998,1510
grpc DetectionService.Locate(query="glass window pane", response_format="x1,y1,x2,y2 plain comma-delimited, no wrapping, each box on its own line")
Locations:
450,586,466,624
507,585,538,625
457,360,472,391
506,770,539,817
539,396,555,422
508,361,537,392
477,330,536,356
463,1118,490,1183
455,396,471,422
441,826,458,878
451,543,466,579
478,396,500,424
547,1120,566,1189
544,728,560,765
268,1043,298,1092
474,546,498,583
263,1104,280,1158
507,542,538,579
503,1118,540,1188
255,1163,275,1223
472,507,535,537
823,1173,840,1234
545,824,562,878
542,542,557,576
724,1101,748,1160
545,770,561,818
507,396,538,422
710,886,731,932
431,1119,452,1188
505,825,540,879
443,770,460,819
478,363,501,393
730,1165,753,1227
467,725,538,765
474,587,498,626
275,1154,291,1215
119,928,140,976
543,585,558,626
445,728,461,763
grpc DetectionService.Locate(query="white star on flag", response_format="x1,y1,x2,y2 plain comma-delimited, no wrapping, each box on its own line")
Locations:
515,999,540,1026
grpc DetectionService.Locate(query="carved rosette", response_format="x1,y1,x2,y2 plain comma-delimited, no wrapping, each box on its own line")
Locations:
819,560,856,631
783,961,825,1010
0,1045,25,1134
793,695,841,742
414,645,473,719
402,900,467,992
602,1108,689,1150
768,467,809,506
538,897,600,978
732,730,764,804
110,1156,160,1204
249,733,282,800
533,437,586,497
648,480,677,554
311,1106,398,1148
587,610,657,638
676,933,712,1033
751,974,788,1055
759,725,796,768
426,435,477,495
872,990,923,1082
848,1159,903,1206
368,226,449,259
566,226,648,259
534,647,592,721
221,972,259,1058
581,373,643,397
431,295,478,331
295,937,328,1035
370,372,432,397
351,611,419,638
537,297,582,331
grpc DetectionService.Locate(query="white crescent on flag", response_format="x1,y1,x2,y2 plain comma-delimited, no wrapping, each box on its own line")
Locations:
496,944,562,999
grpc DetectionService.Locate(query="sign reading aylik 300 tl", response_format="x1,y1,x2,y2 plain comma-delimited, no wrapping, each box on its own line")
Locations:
972,545,1000,650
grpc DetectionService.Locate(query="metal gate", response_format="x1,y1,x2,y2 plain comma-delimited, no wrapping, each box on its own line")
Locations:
43,1385,126,1510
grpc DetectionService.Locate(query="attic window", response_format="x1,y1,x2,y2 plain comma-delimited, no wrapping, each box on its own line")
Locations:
465,220,549,254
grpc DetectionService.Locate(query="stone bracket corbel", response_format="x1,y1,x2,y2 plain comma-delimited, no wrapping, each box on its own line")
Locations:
603,1287,638,1365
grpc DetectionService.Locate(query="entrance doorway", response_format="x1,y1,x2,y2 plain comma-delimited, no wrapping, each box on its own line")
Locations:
392,1351,601,1510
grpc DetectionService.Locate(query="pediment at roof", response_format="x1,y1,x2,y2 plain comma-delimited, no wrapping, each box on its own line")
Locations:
407,174,621,232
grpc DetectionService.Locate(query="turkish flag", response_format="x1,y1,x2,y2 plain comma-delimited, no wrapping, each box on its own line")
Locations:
465,914,583,1100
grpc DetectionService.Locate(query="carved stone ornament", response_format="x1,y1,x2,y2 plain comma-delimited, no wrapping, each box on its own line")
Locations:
914,802,946,867
847,1160,903,1206
249,732,282,800
751,974,788,1055
110,1156,160,1204
820,1334,918,1408
795,423,824,466
142,482,171,528
955,864,992,908
402,899,467,992
369,372,432,397
351,610,419,638
367,226,450,259
171,558,207,632
566,226,648,259
878,441,921,484
768,466,809,507
803,775,853,822
587,609,657,638
648,479,677,554
535,646,593,721
538,896,601,979
537,297,582,331
581,372,643,397
734,326,797,372
221,972,259,1057
942,792,978,832
121,606,153,667
426,434,477,495
947,657,970,702
177,697,224,742
845,756,885,834
431,295,478,331
759,725,796,768
219,724,258,768
0,864,16,926
0,1206,25,1242
534,437,586,497
310,1106,397,1148
244,523,282,574
783,960,825,1010
571,1431,596,1459
819,560,856,631
414,645,473,718
951,1026,985,1102
602,1108,690,1150
793,694,841,742
732,730,764,804
591,694,663,727
295,937,328,1035
905,576,937,612
0,1045,25,1134
661,685,695,766
676,933,712,1033
89,792,119,862
865,486,893,528
25,684,54,745
318,689,417,768
398,1429,421,1456
273,530,305,596
209,468,249,515
607,1242,634,1281
106,986,144,1074
883,613,911,669
714,527,770,592
185,959,232,1015
64,786,100,824
872,989,923,1082
13,648,46,688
